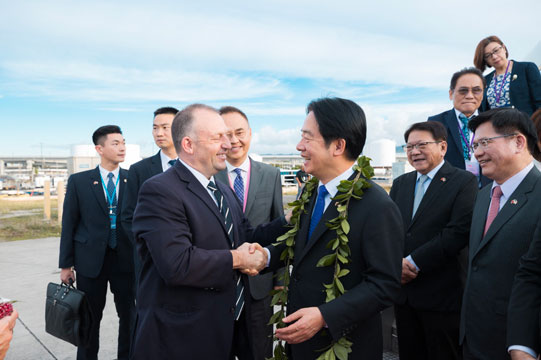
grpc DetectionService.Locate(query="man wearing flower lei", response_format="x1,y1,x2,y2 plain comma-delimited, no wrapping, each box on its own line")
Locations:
260,97,404,360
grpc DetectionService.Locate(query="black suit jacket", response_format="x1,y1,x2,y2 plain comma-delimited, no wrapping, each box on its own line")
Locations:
460,166,541,360
428,109,491,187
481,60,541,116
390,162,477,312
130,161,287,360
215,158,284,300
59,166,133,278
507,220,541,354
121,151,163,247
263,173,403,360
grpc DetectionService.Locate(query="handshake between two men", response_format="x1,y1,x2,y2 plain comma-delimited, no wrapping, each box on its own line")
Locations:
230,242,268,276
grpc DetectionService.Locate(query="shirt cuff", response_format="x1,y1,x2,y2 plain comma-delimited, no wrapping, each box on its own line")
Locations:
508,345,537,358
406,255,420,271
264,248,271,267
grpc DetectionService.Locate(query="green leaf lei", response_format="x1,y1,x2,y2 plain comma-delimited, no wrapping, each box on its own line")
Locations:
268,156,374,360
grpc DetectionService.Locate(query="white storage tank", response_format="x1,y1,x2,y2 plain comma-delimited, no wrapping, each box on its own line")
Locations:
364,139,396,167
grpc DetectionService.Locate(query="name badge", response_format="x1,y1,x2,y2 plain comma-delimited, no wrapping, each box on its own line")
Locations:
465,160,480,177
110,214,117,229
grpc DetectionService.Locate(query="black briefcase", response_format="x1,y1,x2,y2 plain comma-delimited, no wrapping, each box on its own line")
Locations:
45,280,94,347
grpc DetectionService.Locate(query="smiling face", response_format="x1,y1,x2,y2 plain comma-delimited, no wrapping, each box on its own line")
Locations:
484,41,508,69
449,73,484,117
188,108,231,178
95,133,126,166
406,130,447,175
152,113,175,151
473,121,520,183
222,111,252,166
296,111,335,183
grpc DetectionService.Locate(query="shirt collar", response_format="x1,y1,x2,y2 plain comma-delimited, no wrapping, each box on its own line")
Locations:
179,159,214,189
416,160,445,181
454,108,479,122
98,165,120,180
160,150,176,164
492,162,534,198
226,157,250,173
318,165,355,199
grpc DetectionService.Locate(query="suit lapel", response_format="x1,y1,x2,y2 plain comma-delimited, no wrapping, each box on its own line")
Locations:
150,151,163,175
410,163,451,227
294,190,317,266
117,169,127,210
90,167,109,215
473,168,539,257
445,110,464,162
397,172,416,228
174,162,230,246
214,169,229,186
245,158,260,216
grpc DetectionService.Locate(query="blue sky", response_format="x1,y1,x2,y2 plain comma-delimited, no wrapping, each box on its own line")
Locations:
1,0,540,157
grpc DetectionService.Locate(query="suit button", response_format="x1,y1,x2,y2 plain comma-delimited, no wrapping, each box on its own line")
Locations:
511,105,515,109
230,307,235,314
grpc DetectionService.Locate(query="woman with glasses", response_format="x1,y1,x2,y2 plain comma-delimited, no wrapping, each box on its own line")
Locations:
474,35,541,116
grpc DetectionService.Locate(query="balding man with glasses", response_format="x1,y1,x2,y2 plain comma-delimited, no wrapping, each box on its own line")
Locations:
429,67,491,187
459,108,541,360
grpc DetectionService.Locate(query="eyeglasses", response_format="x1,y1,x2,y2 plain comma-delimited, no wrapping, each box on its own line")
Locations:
483,46,503,60
226,129,248,140
403,141,441,152
455,87,484,96
471,133,517,151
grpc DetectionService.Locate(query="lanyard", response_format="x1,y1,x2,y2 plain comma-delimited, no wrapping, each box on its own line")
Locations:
494,61,510,104
99,173,120,211
457,121,475,159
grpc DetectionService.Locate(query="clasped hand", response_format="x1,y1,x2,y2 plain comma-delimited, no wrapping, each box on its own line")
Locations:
232,242,268,276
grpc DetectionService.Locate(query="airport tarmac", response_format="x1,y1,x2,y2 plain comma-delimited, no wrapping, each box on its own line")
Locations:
0,236,398,360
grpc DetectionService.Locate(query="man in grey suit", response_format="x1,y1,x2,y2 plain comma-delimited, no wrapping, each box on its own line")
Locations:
459,108,541,360
215,106,284,360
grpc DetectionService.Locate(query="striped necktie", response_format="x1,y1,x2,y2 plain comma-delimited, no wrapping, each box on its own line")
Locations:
207,181,244,320
458,113,471,160
233,168,244,207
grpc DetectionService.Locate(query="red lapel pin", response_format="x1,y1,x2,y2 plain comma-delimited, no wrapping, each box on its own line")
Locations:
440,177,446,182
510,199,518,205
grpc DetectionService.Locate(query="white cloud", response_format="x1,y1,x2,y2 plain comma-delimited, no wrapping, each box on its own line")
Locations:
251,126,300,154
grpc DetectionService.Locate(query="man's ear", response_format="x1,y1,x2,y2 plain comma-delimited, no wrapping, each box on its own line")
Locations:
333,138,346,156
181,136,194,155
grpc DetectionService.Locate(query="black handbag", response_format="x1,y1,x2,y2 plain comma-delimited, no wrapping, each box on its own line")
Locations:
45,280,94,347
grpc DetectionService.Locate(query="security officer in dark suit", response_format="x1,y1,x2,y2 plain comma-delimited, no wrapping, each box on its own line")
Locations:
59,125,135,360
121,106,178,288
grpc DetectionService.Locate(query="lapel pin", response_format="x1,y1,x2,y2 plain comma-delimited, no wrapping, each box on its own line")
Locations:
511,199,518,205
440,177,446,182
93,181,98,185
512,74,518,81
124,179,127,183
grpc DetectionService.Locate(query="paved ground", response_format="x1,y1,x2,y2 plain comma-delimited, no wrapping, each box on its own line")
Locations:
1,236,398,360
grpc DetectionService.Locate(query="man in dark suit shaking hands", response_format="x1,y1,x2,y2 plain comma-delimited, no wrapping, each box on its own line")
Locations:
459,108,541,360
261,97,403,359
215,106,284,360
130,104,288,360
59,125,135,360
390,121,478,360
121,106,178,288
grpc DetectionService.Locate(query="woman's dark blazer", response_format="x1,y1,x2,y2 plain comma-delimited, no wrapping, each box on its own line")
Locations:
481,60,541,116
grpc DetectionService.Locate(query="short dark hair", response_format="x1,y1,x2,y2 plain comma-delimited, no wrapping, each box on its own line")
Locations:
468,108,538,155
154,107,179,117
450,67,486,91
172,104,218,153
530,109,541,161
404,121,447,143
474,35,509,72
219,106,249,124
92,125,122,146
306,97,366,161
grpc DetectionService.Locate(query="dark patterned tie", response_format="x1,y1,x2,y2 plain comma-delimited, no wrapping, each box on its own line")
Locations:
458,113,471,160
168,159,176,167
233,168,244,207
207,181,244,320
107,172,117,249
308,185,328,241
